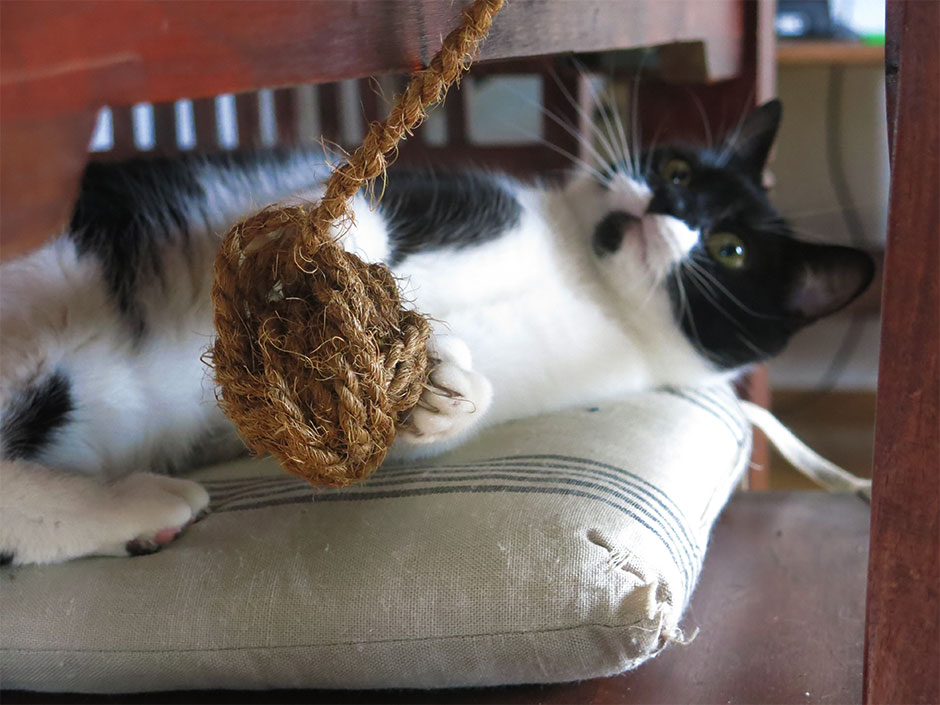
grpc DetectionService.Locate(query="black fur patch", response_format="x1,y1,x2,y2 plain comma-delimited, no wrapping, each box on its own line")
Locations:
380,170,522,264
68,157,205,335
593,211,639,256
667,238,873,368
643,144,874,368
633,103,872,369
1,371,74,461
68,150,327,336
0,552,13,566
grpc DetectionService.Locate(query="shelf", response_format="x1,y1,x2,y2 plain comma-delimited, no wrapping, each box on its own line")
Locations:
777,40,885,66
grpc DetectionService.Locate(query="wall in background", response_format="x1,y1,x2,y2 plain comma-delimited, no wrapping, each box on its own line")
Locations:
768,63,887,390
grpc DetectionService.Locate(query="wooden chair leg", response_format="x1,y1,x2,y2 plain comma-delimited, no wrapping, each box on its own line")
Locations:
864,2,940,702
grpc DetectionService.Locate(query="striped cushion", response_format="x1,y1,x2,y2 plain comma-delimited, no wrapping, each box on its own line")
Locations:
1,386,749,693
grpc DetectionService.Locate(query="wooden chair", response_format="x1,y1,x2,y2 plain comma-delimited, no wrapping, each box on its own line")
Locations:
864,2,939,702
1,1,936,702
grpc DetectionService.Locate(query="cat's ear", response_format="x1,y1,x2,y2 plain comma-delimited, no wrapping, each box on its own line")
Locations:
724,100,782,182
786,243,875,321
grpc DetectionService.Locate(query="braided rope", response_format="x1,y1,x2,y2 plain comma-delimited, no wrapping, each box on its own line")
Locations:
211,0,503,487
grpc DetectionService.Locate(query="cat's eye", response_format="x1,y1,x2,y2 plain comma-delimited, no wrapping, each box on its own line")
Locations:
661,159,692,186
706,232,747,269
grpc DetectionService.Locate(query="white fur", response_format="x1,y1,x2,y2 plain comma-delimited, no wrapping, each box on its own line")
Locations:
0,458,208,564
0,161,725,565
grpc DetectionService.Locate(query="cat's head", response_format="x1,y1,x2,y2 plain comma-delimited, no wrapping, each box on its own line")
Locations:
579,99,874,369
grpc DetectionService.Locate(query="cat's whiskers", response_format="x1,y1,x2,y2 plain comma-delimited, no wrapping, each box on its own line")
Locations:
685,260,757,325
681,262,774,359
488,81,616,182
607,93,634,179
571,62,634,176
784,203,877,220
735,332,772,359
716,90,758,165
642,125,666,177
588,90,630,174
630,64,645,178
621,235,663,308
784,222,866,247
671,269,707,354
637,266,663,308
588,70,635,181
547,68,629,176
661,230,690,264
491,110,612,181
533,104,619,180
682,262,751,333
527,135,614,183
687,90,714,149
681,259,720,298
688,253,785,320
750,215,830,244
715,109,748,166
673,266,692,325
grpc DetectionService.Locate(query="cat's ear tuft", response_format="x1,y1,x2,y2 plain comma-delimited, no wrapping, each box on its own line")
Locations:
786,244,875,321
724,100,782,182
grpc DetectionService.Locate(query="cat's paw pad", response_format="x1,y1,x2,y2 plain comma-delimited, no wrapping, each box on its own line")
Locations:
107,474,210,558
398,336,492,445
125,527,181,556
0,465,211,566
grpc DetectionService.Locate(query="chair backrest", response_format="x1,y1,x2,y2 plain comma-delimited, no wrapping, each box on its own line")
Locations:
864,1,940,703
87,59,591,180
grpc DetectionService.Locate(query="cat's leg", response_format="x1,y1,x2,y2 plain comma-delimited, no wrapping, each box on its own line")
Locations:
0,458,210,566
393,334,493,455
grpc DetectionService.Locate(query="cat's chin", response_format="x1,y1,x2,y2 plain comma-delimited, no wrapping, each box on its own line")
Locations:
598,212,698,287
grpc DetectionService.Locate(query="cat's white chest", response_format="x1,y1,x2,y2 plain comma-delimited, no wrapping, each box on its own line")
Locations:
393,203,655,425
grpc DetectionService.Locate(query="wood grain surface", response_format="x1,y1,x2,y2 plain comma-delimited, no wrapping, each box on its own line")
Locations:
0,110,96,259
864,1,940,704
0,1,742,121
0,0,743,258
777,40,885,66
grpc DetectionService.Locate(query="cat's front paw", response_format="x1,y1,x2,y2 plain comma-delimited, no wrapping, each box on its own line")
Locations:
0,469,211,566
397,335,492,446
112,474,210,557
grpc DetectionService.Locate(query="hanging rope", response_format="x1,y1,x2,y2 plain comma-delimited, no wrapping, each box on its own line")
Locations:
210,0,504,487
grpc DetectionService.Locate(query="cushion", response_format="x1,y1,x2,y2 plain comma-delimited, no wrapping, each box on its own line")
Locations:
0,386,750,693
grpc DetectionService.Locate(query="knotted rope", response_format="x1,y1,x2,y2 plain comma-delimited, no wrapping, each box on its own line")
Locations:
210,0,504,487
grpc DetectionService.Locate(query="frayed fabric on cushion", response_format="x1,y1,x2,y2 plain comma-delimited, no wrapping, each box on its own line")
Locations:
0,386,749,693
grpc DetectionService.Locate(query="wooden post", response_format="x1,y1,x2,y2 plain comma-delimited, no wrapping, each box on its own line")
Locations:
864,1,940,703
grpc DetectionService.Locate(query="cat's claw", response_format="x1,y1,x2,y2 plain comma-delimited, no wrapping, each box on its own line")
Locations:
398,335,492,446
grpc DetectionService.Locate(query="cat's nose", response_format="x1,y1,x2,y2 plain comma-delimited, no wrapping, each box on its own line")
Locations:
646,191,695,226
647,191,679,215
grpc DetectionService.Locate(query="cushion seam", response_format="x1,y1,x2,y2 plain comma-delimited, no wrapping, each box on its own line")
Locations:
0,618,665,655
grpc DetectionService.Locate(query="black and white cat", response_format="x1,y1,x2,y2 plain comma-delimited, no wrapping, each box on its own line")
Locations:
0,100,873,565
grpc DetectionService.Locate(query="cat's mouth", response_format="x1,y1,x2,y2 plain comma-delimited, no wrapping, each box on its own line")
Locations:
598,211,698,281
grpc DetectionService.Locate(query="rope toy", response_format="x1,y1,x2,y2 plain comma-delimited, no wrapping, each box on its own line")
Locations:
210,0,504,487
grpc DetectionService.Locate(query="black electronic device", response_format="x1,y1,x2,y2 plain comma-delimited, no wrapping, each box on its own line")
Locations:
776,0,854,38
